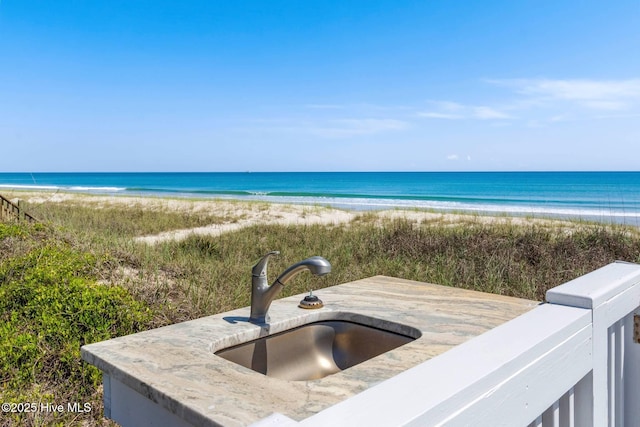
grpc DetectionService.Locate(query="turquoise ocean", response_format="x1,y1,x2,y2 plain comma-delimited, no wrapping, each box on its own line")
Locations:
1,172,639,226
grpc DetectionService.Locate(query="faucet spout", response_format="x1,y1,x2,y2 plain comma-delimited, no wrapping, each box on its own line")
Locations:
249,253,331,324
274,256,332,287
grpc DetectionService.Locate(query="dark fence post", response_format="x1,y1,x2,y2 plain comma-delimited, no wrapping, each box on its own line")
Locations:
0,194,36,223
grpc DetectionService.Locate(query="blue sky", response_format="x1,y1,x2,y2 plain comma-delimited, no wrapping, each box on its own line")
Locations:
1,1,639,172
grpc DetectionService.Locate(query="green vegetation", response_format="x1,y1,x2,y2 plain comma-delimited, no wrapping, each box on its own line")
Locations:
27,202,233,239
2,197,640,426
16,198,640,320
0,222,151,426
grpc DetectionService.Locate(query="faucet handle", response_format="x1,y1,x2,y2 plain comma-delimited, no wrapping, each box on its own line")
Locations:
252,251,280,277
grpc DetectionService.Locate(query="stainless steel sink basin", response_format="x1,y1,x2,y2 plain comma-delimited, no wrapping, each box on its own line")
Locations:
215,320,417,381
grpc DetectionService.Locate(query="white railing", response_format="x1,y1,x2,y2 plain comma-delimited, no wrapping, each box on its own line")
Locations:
263,261,640,427
546,261,640,427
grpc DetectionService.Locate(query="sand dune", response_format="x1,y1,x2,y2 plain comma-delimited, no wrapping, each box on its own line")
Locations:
7,191,597,244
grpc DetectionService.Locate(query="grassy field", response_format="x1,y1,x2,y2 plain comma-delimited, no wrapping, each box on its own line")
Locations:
2,196,640,426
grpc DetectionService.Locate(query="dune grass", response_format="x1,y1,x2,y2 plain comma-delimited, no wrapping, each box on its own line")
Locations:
2,197,640,426
18,197,640,321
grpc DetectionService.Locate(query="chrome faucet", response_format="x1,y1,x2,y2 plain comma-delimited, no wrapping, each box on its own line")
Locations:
250,251,331,324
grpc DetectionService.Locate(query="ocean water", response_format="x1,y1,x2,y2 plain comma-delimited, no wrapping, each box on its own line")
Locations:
0,172,639,225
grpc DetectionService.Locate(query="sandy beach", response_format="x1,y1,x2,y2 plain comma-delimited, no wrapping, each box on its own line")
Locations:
4,190,606,244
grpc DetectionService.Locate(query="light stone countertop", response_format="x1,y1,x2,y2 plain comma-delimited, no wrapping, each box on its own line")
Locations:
81,276,539,427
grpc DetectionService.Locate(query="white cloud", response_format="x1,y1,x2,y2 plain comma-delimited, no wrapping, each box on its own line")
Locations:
520,79,640,100
583,100,628,110
322,118,409,136
247,117,409,138
422,78,640,126
491,78,640,111
419,101,512,121
472,106,511,120
435,101,465,111
417,112,463,120
447,154,459,160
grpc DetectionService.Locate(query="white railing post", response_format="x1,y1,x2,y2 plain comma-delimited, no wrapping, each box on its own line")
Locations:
624,310,640,424
594,307,609,426
546,261,640,427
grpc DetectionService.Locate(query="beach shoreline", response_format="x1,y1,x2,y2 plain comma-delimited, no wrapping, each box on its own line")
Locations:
0,172,640,231
5,189,633,244
2,171,639,228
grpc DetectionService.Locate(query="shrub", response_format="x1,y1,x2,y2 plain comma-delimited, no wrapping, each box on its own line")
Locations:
0,223,152,426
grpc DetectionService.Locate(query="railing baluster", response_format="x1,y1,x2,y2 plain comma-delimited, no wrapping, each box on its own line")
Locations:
559,387,575,427
540,400,561,427
552,400,560,427
624,310,640,424
568,387,575,427
608,325,616,427
614,319,624,427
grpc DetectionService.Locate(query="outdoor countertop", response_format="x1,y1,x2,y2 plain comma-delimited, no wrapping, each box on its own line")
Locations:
81,276,538,427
